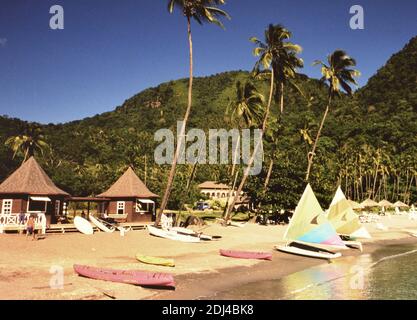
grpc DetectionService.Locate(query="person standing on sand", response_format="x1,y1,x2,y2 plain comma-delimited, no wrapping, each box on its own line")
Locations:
26,214,36,241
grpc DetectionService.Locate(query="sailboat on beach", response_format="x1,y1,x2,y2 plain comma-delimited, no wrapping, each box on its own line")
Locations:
275,184,347,260
326,186,371,251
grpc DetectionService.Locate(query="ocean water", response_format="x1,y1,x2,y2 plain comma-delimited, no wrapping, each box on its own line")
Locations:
210,244,417,300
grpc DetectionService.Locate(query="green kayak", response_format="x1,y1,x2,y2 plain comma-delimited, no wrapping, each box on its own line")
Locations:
136,254,175,267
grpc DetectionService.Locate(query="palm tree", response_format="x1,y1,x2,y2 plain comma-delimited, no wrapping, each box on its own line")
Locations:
305,50,360,181
225,24,297,221
156,0,230,225
5,124,50,163
250,24,303,114
226,81,264,129
224,81,265,217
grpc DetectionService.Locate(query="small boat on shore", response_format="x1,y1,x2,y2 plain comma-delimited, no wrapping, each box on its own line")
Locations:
275,242,342,260
73,264,175,287
89,215,115,233
74,216,94,235
219,249,272,260
147,225,200,243
276,184,346,260
136,254,175,267
171,226,221,241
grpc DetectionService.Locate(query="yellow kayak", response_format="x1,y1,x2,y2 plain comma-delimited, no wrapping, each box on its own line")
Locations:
136,254,175,267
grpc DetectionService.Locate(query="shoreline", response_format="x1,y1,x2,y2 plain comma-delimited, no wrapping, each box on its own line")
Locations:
1,215,417,300
149,236,417,300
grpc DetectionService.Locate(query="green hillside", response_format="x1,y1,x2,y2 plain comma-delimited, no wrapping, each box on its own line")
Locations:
1,36,416,209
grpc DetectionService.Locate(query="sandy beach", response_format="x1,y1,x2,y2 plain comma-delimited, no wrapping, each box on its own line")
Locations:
1,215,417,300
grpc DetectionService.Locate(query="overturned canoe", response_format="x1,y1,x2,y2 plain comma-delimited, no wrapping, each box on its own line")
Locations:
136,254,175,267
73,264,175,287
219,249,272,260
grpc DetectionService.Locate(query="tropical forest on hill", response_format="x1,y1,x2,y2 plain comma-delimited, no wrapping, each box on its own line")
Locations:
1,31,416,211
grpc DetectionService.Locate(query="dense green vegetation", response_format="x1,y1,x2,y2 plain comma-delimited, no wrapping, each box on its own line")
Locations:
1,36,416,209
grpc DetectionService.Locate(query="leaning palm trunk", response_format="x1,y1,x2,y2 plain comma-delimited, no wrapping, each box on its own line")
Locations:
264,159,274,191
156,18,193,225
305,95,332,182
224,70,275,222
222,135,241,219
223,169,240,219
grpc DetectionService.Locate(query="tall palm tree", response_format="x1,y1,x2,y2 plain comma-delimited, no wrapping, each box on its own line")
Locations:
225,24,295,221
5,124,50,163
305,50,360,181
224,81,265,217
250,24,303,114
156,0,230,225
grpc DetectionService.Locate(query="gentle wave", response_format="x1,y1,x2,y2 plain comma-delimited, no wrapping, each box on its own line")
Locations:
282,246,417,299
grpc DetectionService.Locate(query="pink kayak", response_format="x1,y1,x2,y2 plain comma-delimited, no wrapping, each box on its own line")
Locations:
73,264,175,287
219,249,272,260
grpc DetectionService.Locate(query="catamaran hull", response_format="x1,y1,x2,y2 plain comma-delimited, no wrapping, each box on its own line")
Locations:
147,225,200,243
291,240,349,252
275,245,342,260
343,240,363,252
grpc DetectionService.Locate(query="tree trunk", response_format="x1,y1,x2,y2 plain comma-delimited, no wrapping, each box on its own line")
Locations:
156,18,193,225
280,82,284,114
371,161,379,199
231,135,241,177
224,69,275,222
305,95,332,181
223,169,239,219
264,159,274,191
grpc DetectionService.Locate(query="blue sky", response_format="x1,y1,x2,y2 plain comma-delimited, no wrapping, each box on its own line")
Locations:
0,0,416,124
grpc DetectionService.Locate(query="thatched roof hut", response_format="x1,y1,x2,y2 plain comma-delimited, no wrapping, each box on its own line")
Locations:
0,156,68,196
97,167,158,223
0,157,69,225
361,198,379,207
348,199,364,210
378,199,394,208
98,167,157,198
393,201,409,208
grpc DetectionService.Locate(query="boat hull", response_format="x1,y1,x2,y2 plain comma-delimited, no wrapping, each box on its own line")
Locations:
275,242,342,260
73,264,175,287
136,254,175,267
147,225,200,243
74,216,94,235
171,227,217,241
219,249,272,260
343,240,363,252
89,215,115,233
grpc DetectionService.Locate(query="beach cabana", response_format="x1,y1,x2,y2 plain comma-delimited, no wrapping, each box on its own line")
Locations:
348,199,364,210
360,198,379,208
0,157,70,232
378,199,394,208
393,201,409,209
97,167,158,223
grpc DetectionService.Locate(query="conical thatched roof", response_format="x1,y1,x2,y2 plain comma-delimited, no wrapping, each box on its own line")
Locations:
361,198,379,207
0,156,69,196
393,201,409,208
98,167,158,198
348,199,364,210
378,199,394,208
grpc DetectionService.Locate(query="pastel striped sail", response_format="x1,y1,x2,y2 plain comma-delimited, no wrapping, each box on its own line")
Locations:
284,184,346,248
327,186,371,239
